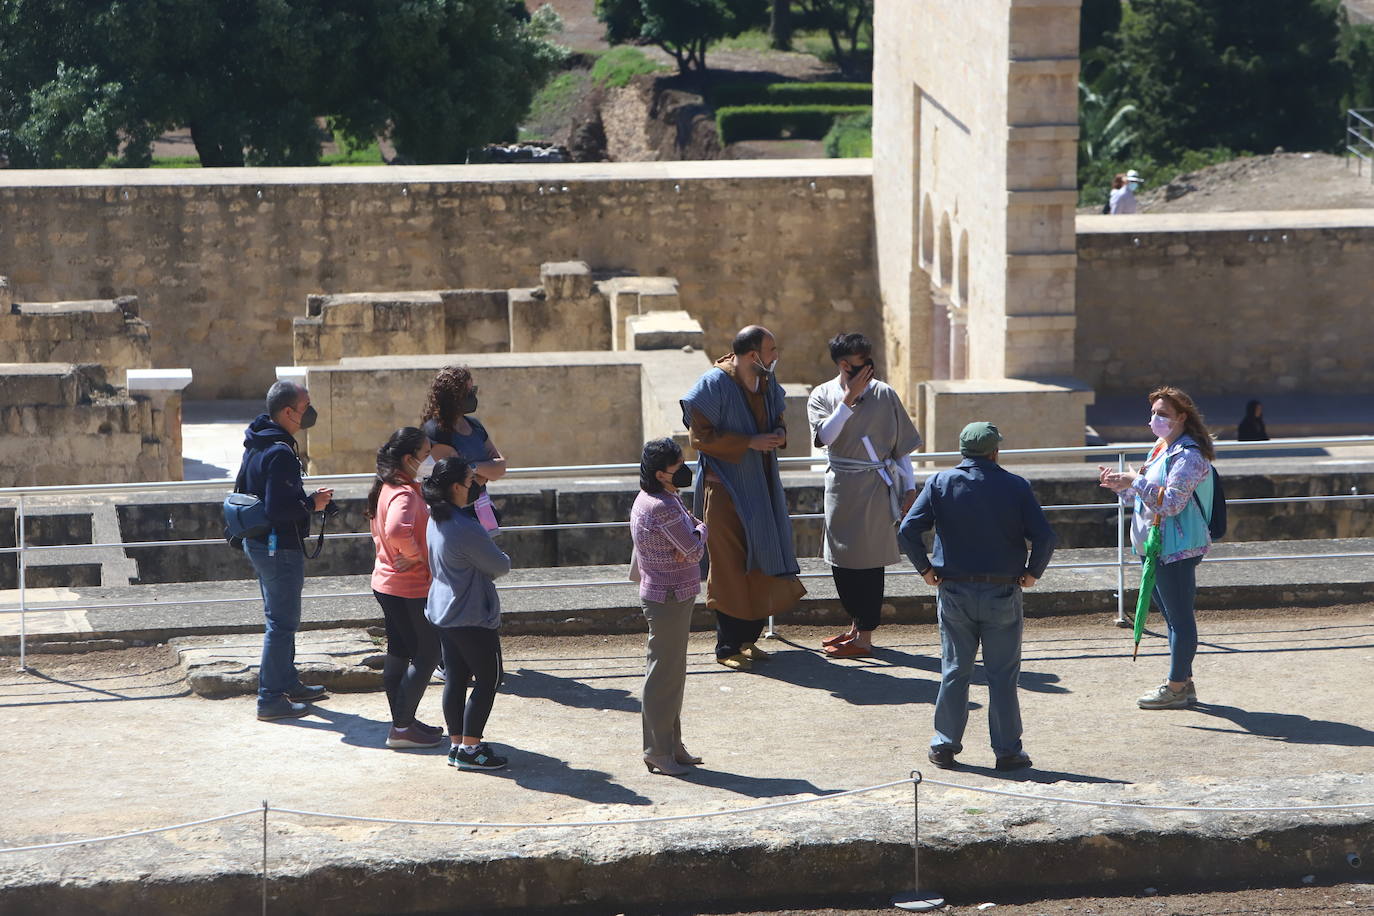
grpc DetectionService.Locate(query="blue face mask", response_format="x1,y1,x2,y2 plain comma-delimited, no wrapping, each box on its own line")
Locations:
1129,181,1140,192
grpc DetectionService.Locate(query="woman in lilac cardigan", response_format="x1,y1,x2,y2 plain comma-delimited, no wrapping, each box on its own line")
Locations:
631,438,708,776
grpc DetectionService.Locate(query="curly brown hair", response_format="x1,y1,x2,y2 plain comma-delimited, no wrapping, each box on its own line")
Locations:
422,366,473,432
1148,385,1216,461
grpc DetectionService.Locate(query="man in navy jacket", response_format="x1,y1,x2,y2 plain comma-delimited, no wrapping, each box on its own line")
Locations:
898,421,1056,772
238,380,335,721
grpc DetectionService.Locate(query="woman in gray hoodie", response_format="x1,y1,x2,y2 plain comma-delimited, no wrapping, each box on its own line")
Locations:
423,456,512,770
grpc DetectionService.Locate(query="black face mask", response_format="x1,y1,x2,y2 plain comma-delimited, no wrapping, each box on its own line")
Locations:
458,394,478,415
671,466,693,488
468,481,483,504
845,359,874,379
299,405,318,429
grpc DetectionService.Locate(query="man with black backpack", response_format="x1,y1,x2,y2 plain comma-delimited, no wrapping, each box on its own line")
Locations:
237,380,335,721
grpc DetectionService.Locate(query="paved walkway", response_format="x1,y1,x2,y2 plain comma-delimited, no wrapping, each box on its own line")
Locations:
1,610,1371,912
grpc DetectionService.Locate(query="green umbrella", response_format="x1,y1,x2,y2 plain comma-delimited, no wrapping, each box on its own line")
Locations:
1132,515,1163,661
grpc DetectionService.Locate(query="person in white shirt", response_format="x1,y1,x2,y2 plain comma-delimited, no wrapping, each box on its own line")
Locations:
807,333,923,658
1109,169,1142,214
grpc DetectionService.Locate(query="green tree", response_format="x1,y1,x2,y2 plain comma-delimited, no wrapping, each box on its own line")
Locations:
0,0,563,168
1119,0,1347,158
595,0,765,74
791,0,873,78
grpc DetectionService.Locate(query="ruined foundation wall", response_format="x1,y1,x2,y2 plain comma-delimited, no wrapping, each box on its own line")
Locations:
0,162,878,399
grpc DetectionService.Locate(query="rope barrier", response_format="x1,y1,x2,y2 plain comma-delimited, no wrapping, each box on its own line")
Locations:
5,774,1374,856
273,776,917,829
0,809,261,853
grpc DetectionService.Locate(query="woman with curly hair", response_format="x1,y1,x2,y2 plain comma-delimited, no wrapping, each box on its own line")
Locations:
422,366,506,530
1100,386,1217,710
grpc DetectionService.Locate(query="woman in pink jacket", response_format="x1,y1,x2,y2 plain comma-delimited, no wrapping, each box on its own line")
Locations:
368,427,444,749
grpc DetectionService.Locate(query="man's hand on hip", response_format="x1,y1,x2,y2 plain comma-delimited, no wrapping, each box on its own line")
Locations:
1019,573,1038,588
921,568,941,587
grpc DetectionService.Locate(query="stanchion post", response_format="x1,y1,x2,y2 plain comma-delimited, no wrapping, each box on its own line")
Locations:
892,771,943,911
17,494,27,671
261,800,269,916
1114,452,1127,627
764,615,776,639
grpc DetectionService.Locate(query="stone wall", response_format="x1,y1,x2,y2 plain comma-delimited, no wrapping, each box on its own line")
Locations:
0,363,181,486
295,351,707,475
1075,211,1374,396
108,463,1374,583
0,161,878,399
0,283,150,385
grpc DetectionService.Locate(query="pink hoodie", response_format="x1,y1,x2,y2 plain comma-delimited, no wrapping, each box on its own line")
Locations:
370,481,431,598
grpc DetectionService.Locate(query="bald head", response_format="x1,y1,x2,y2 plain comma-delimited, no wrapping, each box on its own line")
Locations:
732,325,774,356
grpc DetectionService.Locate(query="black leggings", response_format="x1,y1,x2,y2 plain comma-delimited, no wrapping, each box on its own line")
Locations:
373,591,441,727
831,566,885,632
438,626,503,738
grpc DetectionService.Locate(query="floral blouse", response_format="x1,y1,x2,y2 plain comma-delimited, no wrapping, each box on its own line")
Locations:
630,490,707,603
1118,437,1212,563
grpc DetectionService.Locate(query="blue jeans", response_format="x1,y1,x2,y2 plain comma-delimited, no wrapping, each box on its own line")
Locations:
931,580,1024,759
244,541,305,705
1152,555,1201,683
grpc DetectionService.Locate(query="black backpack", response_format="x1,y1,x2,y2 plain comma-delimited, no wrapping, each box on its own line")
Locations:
1179,444,1227,540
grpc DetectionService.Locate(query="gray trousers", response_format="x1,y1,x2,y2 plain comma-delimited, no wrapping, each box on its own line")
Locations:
641,592,696,757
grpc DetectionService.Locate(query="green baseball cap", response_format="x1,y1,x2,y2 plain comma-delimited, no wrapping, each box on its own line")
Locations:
959,421,1003,457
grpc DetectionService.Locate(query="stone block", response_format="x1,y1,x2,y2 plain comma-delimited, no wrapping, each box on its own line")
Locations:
779,383,814,462
0,276,10,312
540,261,593,301
440,289,510,353
626,310,704,351
919,378,1094,463
508,288,611,353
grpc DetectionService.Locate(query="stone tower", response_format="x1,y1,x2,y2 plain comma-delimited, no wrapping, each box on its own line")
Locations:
873,0,1093,454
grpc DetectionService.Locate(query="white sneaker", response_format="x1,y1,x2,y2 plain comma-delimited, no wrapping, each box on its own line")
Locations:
1137,683,1190,710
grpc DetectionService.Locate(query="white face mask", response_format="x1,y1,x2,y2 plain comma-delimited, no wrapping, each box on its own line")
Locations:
1149,413,1175,438
415,455,437,480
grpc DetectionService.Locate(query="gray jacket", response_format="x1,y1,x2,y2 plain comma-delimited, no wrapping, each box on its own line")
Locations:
425,510,511,629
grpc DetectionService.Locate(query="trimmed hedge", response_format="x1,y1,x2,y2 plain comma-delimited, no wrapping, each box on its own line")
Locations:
823,110,872,158
708,81,872,108
716,104,872,144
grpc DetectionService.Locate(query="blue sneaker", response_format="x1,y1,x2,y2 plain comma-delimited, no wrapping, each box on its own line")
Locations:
257,697,310,721
286,683,329,702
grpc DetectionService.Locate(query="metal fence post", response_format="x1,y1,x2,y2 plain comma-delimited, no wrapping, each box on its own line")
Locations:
262,800,269,916
1114,452,1127,627
17,494,27,671
892,771,942,910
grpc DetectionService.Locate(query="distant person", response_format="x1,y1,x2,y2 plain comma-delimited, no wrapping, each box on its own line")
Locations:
423,366,506,532
237,380,334,721
898,422,1056,772
1099,386,1216,711
1237,400,1268,441
807,332,922,658
1109,169,1141,214
631,438,708,776
681,325,806,671
368,427,444,750
424,456,513,770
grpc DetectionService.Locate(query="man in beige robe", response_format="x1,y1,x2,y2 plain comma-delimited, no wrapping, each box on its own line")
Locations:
808,332,922,658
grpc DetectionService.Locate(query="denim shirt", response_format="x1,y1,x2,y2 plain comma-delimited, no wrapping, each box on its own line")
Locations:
898,457,1057,580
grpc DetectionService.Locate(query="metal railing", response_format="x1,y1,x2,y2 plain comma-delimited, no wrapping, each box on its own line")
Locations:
5,435,1374,671
1347,109,1374,183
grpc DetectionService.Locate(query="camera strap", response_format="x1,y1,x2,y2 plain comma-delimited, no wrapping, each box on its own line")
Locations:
302,509,330,560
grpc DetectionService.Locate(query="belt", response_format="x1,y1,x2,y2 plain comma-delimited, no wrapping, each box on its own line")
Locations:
943,574,1022,584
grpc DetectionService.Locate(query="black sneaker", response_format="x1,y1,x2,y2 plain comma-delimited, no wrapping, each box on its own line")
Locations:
995,753,1033,772
286,684,330,703
257,697,310,721
448,743,508,770
927,748,957,770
